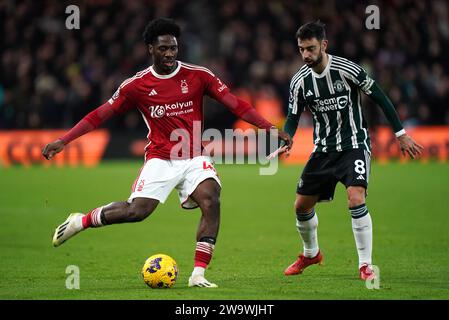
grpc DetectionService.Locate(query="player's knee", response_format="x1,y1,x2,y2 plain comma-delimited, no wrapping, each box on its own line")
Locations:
196,190,220,224
200,194,220,212
347,187,366,207
295,200,313,214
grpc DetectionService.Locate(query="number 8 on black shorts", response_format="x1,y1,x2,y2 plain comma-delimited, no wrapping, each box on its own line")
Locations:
297,149,371,202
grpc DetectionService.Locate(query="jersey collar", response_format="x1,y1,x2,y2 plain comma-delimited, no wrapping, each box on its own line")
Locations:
150,61,181,79
311,54,333,78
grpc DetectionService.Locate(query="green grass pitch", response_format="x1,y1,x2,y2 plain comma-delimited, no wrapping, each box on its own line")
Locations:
0,161,448,300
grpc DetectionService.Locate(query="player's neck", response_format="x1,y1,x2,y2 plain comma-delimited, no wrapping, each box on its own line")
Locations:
312,53,329,74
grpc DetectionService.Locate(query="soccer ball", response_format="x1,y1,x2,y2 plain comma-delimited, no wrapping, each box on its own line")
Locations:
142,253,178,288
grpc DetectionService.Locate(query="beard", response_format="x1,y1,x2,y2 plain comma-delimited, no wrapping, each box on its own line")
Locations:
306,52,323,68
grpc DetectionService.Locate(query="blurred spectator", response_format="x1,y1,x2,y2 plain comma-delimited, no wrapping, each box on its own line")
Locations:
0,0,448,131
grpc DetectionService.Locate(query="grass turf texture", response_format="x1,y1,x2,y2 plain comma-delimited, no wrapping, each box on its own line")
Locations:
0,161,448,300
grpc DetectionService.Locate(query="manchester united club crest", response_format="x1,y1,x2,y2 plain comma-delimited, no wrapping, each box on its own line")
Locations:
333,80,345,92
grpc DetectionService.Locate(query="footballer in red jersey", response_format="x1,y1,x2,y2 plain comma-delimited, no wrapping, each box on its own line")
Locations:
42,18,292,288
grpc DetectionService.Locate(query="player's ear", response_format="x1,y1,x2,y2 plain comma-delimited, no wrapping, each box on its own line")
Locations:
321,40,328,52
148,44,154,55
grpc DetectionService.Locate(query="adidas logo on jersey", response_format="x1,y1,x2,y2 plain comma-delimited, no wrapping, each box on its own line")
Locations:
306,90,313,97
148,89,158,96
356,175,365,180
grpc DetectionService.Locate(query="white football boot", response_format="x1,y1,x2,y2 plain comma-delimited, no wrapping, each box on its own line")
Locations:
52,213,84,247
188,275,218,288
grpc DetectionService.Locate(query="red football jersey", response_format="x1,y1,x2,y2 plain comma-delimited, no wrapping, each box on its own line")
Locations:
108,61,230,160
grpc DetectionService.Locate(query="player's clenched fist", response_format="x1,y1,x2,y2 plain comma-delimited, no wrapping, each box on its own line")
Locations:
42,139,65,160
278,130,293,150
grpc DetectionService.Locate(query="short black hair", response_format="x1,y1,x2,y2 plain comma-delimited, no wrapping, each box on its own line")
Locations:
295,20,326,41
142,18,181,45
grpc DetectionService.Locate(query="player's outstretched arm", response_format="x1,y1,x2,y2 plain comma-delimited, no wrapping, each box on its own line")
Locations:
270,106,302,158
42,102,116,160
219,92,293,149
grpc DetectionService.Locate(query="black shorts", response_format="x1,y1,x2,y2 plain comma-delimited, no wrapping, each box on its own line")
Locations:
297,149,371,202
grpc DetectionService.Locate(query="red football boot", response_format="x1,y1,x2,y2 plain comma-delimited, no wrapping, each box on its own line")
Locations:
284,251,323,276
359,264,376,281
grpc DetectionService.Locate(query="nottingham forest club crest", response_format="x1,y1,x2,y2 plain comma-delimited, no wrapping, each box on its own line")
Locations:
180,80,188,93
333,80,345,92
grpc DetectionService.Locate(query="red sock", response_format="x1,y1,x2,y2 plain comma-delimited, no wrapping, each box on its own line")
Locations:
82,211,93,229
82,207,104,229
194,242,215,268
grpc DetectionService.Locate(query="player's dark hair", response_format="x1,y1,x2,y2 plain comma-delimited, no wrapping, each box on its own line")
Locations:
142,18,181,45
296,20,326,41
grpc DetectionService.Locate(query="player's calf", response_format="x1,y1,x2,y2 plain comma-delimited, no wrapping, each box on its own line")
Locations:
82,199,159,227
125,206,151,222
124,198,159,223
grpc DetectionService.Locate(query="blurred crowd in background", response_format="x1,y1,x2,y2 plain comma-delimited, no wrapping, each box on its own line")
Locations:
1,0,448,133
